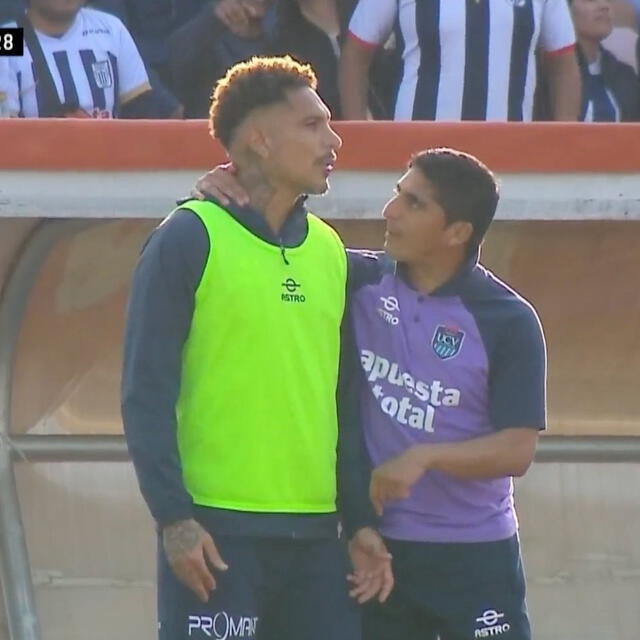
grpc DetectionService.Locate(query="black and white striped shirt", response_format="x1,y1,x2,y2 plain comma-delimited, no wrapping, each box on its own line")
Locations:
3,8,150,118
349,0,576,121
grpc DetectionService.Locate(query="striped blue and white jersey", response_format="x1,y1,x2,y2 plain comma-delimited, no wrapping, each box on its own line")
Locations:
2,8,150,118
348,0,576,121
582,56,620,122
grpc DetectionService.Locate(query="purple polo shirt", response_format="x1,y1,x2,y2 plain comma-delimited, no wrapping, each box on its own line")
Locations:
349,252,546,543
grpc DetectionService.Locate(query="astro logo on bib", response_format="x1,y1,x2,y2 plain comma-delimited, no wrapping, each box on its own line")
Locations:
281,278,305,303
432,325,465,360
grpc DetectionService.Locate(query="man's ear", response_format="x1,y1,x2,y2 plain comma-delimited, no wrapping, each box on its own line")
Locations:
246,124,270,160
447,221,473,248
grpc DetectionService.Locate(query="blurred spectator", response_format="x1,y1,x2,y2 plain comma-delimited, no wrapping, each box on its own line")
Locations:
1,0,175,117
0,58,10,117
90,1,204,71
89,0,212,118
570,0,639,120
271,0,399,120
602,0,639,70
166,0,277,118
0,0,24,23
625,0,640,14
340,0,582,121
168,0,364,119
273,0,345,117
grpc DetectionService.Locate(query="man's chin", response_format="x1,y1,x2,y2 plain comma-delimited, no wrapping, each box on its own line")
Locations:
40,7,81,22
305,180,330,196
383,239,402,261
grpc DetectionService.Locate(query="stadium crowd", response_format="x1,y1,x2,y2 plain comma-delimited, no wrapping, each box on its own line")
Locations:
1,0,639,121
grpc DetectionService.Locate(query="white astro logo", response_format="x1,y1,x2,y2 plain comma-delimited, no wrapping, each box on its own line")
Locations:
380,296,399,312
377,296,400,325
474,610,511,638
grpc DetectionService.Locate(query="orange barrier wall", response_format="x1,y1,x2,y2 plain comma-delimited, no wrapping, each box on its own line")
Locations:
4,119,640,171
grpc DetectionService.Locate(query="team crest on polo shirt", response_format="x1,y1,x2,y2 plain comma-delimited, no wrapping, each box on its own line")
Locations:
92,60,113,89
432,325,465,360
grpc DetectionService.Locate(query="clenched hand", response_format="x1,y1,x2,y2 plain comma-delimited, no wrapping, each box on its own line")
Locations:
370,448,427,516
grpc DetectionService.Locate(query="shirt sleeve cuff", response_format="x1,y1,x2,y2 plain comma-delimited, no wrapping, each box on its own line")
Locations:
154,503,195,528
348,30,380,50
341,506,380,539
544,43,576,58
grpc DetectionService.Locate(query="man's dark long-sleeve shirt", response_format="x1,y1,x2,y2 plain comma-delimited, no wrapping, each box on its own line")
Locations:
121,199,375,538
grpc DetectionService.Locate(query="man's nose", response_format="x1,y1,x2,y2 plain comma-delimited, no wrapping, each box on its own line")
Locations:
383,201,398,220
327,126,342,152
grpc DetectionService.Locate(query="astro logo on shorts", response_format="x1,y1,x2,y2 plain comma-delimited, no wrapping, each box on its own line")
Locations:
188,613,258,639
474,609,511,638
432,325,465,360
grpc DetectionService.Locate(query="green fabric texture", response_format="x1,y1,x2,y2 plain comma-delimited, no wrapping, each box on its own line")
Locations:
176,200,347,513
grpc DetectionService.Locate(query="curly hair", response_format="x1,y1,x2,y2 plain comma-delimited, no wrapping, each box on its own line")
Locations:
209,55,318,148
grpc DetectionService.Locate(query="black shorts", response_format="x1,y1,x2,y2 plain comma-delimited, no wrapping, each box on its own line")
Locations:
363,534,531,640
158,532,361,640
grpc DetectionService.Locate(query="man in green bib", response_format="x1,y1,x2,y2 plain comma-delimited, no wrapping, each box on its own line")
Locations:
122,55,392,640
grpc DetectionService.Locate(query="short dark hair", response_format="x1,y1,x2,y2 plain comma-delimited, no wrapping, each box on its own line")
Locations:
209,55,318,148
409,148,499,253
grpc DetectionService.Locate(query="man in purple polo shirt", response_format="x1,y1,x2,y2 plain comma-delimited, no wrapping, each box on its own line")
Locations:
194,146,546,640
347,148,545,640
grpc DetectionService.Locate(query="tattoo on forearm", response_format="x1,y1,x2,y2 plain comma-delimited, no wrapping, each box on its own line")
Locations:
163,520,202,562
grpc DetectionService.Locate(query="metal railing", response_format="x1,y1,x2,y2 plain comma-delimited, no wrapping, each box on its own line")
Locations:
6,434,640,464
